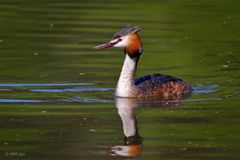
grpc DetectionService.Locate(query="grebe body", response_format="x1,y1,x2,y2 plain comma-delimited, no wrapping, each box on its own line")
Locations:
94,25,192,98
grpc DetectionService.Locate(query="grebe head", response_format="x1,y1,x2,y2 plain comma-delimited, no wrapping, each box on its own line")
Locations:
94,25,143,58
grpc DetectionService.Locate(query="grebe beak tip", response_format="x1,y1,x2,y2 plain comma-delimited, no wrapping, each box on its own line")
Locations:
94,43,113,50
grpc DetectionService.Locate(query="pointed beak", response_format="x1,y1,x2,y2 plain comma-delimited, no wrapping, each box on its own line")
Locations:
94,39,121,50
93,42,113,50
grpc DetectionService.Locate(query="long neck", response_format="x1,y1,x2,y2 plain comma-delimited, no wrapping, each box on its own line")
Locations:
115,54,139,97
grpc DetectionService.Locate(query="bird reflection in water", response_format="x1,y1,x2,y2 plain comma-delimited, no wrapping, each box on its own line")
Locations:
107,97,185,157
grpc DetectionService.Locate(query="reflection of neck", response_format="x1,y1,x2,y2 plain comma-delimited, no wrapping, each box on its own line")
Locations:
118,105,136,137
110,98,142,157
115,98,138,137
115,54,138,97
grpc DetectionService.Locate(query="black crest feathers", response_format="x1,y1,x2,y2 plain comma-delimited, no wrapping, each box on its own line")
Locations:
112,25,141,39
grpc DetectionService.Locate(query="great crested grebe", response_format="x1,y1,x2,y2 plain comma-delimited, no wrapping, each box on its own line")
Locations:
94,25,192,98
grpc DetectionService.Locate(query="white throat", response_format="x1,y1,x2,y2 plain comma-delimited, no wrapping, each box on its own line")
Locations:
115,54,138,97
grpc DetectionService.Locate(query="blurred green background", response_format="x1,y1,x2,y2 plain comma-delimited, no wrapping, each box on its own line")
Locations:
0,0,239,159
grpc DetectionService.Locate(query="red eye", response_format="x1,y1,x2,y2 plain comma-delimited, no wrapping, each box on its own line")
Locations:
110,38,122,45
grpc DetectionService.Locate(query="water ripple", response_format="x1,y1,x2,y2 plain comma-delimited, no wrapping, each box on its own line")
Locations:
62,97,114,103
0,99,47,103
0,83,93,87
31,88,114,93
0,83,224,104
193,84,219,95
0,97,113,104
0,89,12,91
163,97,222,103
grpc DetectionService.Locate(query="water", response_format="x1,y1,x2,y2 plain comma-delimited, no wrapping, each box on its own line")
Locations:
0,0,240,159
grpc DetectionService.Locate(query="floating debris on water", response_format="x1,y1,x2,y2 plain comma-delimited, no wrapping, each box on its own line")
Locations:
89,129,96,132
222,65,229,68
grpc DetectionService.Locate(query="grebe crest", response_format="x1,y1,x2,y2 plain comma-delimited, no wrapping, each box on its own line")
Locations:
94,25,192,99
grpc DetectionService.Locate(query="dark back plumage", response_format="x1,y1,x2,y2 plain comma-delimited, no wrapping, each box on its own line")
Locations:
134,74,191,98
135,74,182,86
112,25,141,39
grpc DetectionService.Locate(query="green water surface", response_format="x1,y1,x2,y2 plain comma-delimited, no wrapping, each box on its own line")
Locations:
0,0,240,159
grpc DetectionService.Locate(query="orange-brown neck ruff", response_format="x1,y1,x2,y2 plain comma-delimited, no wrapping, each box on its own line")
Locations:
125,33,142,58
